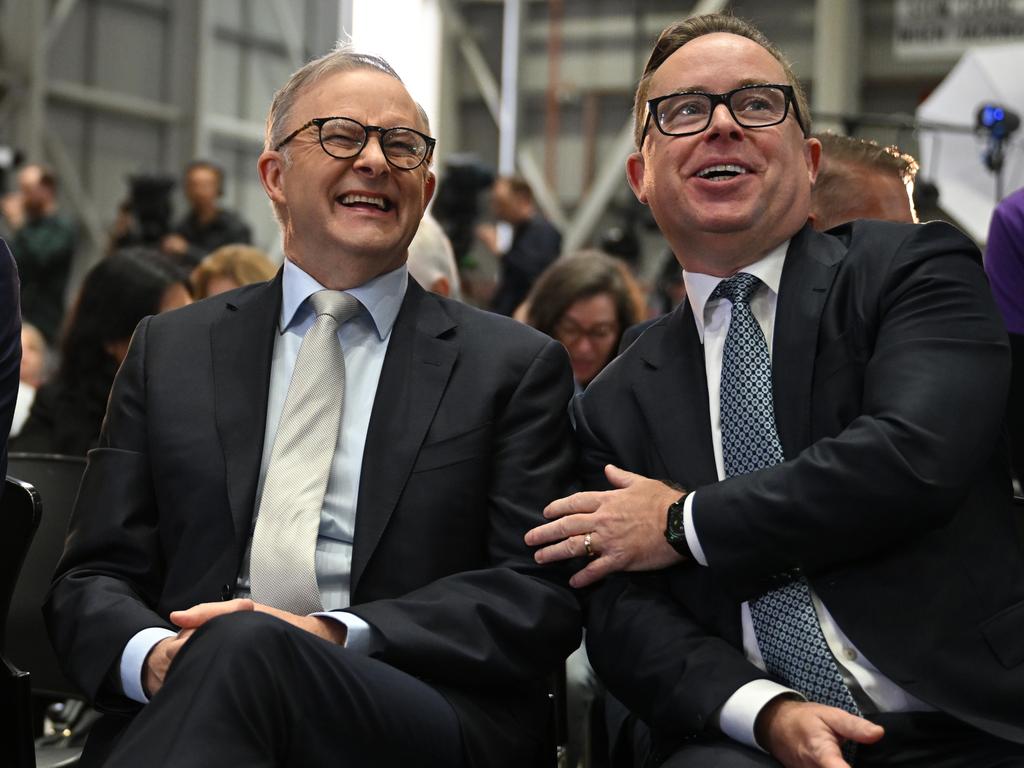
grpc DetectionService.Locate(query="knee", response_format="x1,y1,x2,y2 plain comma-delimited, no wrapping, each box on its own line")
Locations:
188,610,292,659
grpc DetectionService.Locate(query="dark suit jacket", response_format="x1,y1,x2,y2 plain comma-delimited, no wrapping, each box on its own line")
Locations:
580,221,1024,751
1,240,21,493
44,274,582,767
491,214,562,316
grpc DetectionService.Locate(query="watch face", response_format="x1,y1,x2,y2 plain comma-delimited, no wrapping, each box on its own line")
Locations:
665,498,687,542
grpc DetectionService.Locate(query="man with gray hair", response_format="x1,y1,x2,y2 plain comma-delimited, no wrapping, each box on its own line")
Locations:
45,46,579,767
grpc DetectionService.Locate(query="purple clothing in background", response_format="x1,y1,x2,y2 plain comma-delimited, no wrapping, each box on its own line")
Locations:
985,187,1024,335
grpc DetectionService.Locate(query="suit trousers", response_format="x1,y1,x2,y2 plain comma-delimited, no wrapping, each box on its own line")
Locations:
102,612,466,768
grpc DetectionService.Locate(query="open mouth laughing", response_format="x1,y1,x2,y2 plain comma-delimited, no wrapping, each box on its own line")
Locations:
694,163,750,182
338,192,394,212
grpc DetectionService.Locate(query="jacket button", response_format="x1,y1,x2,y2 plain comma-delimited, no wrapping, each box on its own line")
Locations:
220,584,234,601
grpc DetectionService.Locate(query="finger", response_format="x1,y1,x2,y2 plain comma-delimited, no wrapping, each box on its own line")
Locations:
534,534,591,565
568,556,617,588
604,464,639,488
170,598,254,628
526,515,597,547
824,710,885,745
818,754,851,768
543,491,606,519
252,603,294,623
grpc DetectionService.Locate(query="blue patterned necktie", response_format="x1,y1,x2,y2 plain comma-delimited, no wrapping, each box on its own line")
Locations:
713,273,861,718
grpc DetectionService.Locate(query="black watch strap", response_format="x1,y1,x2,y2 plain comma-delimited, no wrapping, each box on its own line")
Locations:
664,492,691,559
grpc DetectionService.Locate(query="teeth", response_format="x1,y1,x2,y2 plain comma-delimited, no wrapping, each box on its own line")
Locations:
697,164,748,180
341,193,388,210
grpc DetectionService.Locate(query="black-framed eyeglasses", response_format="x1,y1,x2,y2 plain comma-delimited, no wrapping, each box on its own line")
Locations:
641,84,806,143
274,116,436,170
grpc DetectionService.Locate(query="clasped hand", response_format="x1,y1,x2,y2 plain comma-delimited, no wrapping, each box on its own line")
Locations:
524,464,687,588
142,599,347,698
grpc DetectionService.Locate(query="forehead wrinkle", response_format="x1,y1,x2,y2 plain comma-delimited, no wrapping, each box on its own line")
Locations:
297,72,422,130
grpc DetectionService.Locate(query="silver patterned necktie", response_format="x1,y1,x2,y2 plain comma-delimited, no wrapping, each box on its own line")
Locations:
249,290,360,615
713,273,861,719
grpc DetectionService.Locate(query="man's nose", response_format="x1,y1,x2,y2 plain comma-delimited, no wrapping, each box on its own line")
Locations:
354,133,389,172
706,102,744,138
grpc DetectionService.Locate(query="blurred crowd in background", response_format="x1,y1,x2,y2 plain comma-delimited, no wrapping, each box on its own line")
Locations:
2,131,1023,498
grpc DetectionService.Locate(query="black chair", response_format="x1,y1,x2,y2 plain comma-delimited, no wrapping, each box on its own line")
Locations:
1,476,43,768
7,454,88,768
1014,494,1024,546
6,453,87,699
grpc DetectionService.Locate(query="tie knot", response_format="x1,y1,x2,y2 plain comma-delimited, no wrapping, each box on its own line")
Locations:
712,272,761,305
309,290,360,325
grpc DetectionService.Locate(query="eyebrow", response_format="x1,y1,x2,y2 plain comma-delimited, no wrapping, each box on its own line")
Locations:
661,79,778,95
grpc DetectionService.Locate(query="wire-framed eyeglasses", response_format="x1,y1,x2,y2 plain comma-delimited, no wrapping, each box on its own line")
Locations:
274,116,436,170
642,84,805,143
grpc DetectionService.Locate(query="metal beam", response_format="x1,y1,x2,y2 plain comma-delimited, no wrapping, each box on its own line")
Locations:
44,0,81,50
438,0,566,227
813,0,861,134
25,0,47,160
190,0,214,158
47,79,181,122
559,0,730,254
266,0,305,68
497,0,521,176
206,114,267,145
43,128,106,261
561,121,633,255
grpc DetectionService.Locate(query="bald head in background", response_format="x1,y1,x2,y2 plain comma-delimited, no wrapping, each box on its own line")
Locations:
810,133,918,231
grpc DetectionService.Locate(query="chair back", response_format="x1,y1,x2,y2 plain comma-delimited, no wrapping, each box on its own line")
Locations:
1,476,42,768
6,454,87,697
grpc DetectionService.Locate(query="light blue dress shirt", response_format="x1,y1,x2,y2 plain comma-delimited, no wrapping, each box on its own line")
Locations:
119,259,406,704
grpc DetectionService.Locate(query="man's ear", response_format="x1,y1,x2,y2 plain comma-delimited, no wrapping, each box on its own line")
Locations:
805,136,822,185
257,151,287,206
625,151,648,205
423,170,437,209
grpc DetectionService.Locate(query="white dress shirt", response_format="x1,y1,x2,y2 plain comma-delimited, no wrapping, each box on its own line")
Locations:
118,259,404,704
676,242,932,751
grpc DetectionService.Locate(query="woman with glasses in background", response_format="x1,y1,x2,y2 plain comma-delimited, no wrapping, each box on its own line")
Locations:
525,250,647,393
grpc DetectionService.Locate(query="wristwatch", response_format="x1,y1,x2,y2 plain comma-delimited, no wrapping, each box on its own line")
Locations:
664,493,691,558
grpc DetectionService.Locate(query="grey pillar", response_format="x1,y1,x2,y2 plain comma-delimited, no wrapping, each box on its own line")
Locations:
813,0,862,134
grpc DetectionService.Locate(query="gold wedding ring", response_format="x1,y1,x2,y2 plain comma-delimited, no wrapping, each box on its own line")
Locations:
583,532,595,558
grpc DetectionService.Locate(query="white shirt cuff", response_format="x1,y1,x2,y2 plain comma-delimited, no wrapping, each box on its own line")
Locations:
718,679,804,752
120,627,177,704
313,611,371,654
683,491,708,566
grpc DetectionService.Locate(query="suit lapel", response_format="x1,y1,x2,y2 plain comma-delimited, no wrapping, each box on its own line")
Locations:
772,224,845,457
634,302,719,488
351,282,458,592
211,274,281,545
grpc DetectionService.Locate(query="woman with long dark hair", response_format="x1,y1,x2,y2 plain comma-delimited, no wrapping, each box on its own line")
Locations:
13,249,191,455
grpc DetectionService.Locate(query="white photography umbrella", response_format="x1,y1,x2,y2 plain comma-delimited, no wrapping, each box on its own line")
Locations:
916,44,1024,242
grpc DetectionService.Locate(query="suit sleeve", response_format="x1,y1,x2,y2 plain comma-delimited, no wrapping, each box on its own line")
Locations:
695,222,1013,586
575,391,772,737
1,241,21,488
347,338,582,689
44,316,175,710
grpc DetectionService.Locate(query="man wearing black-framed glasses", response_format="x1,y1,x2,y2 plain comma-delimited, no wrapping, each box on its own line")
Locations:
47,46,580,768
528,12,1024,768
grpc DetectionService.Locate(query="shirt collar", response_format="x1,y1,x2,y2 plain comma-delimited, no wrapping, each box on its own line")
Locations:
280,258,408,341
682,239,789,343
